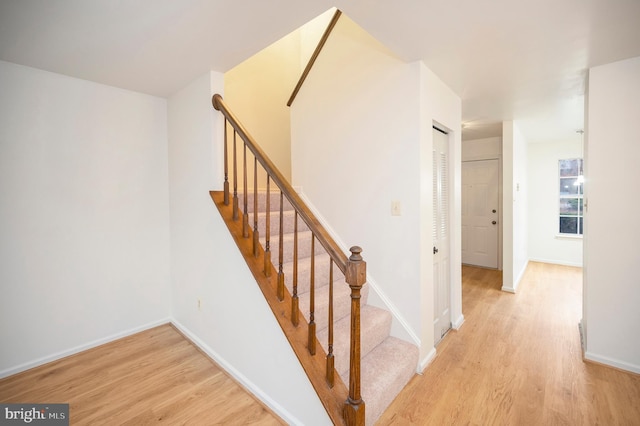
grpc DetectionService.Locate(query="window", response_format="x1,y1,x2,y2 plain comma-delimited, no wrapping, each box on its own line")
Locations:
559,158,583,235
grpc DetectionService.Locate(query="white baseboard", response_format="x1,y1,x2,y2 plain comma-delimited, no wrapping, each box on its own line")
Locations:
418,347,437,373
452,314,465,330
170,320,303,426
501,285,516,293
584,351,640,375
502,260,529,293
0,317,172,379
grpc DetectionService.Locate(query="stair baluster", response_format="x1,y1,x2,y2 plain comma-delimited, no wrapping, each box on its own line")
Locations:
242,144,249,238
232,130,239,221
223,119,229,206
291,213,300,326
327,259,335,388
253,156,259,257
277,191,285,301
264,176,271,277
308,236,316,355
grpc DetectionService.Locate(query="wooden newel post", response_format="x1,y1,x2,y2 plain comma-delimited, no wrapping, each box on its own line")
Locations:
212,94,230,206
343,246,366,426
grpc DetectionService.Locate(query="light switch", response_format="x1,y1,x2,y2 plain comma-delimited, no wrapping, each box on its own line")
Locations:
391,201,402,216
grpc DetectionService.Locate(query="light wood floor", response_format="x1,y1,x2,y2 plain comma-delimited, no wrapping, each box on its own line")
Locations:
378,262,640,425
2,263,639,425
0,324,285,425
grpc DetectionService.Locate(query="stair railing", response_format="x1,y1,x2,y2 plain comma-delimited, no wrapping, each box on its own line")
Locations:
213,94,366,425
287,8,342,107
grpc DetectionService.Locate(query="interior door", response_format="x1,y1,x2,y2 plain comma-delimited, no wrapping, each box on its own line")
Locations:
433,127,451,345
462,159,499,268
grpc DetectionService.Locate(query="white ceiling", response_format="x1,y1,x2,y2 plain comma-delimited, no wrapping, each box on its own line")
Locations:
1,0,639,143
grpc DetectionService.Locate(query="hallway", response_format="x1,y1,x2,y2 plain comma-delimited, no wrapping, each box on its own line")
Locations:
379,262,640,424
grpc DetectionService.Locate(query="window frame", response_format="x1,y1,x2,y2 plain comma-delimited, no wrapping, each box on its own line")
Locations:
558,158,584,237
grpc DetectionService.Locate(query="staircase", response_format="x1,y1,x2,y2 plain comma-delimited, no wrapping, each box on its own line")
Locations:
251,191,418,424
211,94,418,425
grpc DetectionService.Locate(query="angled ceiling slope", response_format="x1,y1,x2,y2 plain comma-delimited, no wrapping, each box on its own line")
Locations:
1,0,639,143
0,0,332,97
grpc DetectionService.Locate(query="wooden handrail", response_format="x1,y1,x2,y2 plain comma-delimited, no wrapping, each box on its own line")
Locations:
287,9,342,107
213,94,348,274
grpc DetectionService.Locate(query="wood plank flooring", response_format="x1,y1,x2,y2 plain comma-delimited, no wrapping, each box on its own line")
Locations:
378,262,640,425
0,324,284,425
2,262,639,425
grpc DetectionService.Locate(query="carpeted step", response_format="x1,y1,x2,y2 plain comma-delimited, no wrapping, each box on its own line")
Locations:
261,230,325,264
238,191,294,213
254,209,310,239
317,305,392,379
358,337,419,426
297,279,369,333
282,253,334,295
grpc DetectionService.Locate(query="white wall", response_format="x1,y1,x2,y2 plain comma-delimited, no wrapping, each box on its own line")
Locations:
291,15,461,365
223,7,339,189
0,61,171,376
292,14,422,348
462,137,501,162
502,121,528,292
528,139,583,267
224,27,302,184
167,71,330,425
584,55,640,373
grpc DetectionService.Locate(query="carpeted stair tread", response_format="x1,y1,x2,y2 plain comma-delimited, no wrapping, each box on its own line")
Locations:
318,305,392,379
255,209,310,237
297,280,369,333
282,253,335,294
359,337,419,426
238,191,294,213
260,230,325,264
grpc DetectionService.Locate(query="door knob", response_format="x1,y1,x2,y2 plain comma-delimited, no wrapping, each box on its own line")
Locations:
433,247,439,254
492,221,497,225
492,209,497,213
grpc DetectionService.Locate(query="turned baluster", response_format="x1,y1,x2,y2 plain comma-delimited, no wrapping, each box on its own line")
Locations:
308,236,316,355
264,176,271,277
326,260,335,388
277,191,285,301
291,213,299,326
223,119,229,206
253,157,259,257
343,246,366,426
242,144,249,238
232,131,239,221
